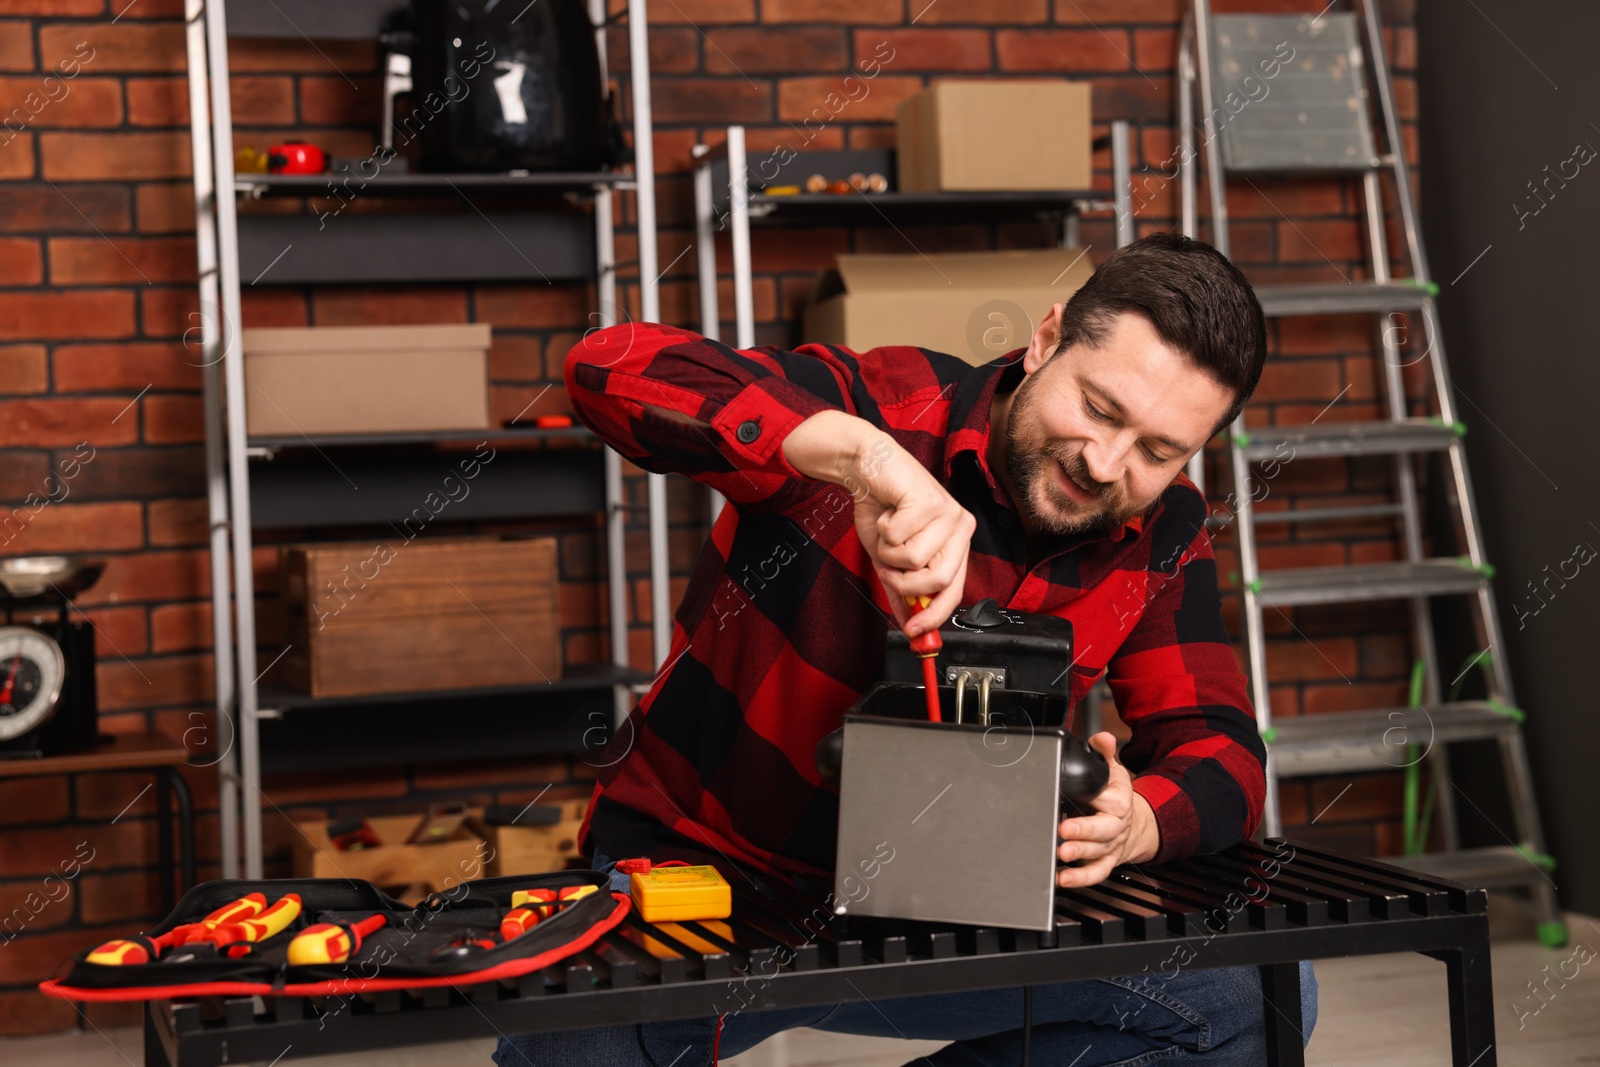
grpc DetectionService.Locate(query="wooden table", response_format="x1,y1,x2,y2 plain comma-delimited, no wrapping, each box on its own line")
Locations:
0,732,196,911
141,839,1498,1067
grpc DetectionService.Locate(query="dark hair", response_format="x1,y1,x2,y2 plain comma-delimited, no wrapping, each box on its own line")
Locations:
1056,232,1267,442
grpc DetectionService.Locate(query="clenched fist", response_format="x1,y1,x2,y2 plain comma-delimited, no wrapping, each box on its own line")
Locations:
783,409,975,636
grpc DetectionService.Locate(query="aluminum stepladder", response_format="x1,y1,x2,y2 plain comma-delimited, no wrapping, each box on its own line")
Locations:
1176,0,1563,943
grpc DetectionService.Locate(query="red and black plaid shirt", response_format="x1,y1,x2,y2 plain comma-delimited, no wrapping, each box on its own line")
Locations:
568,322,1266,879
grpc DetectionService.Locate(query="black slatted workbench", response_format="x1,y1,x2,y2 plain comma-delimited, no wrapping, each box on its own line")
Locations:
141,839,1497,1067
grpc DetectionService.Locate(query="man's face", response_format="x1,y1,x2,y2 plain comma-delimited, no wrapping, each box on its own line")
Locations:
1002,310,1234,538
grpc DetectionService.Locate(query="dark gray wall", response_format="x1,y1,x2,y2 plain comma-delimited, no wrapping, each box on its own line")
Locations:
1417,0,1600,916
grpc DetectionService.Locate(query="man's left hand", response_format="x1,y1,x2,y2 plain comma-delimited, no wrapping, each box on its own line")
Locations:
1056,732,1161,888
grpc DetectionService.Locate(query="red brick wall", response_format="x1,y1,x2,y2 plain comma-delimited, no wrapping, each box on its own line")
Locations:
0,0,1422,1034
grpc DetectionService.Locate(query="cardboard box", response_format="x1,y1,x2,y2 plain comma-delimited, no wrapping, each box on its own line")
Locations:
242,323,491,437
277,536,561,699
803,247,1096,366
290,813,490,905
895,80,1092,193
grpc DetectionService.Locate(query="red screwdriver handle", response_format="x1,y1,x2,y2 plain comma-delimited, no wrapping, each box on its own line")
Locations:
904,596,944,722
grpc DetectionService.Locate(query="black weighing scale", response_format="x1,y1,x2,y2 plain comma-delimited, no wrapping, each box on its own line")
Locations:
0,555,105,759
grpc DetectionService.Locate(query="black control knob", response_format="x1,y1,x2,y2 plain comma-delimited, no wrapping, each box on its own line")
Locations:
959,597,1006,629
1059,738,1110,808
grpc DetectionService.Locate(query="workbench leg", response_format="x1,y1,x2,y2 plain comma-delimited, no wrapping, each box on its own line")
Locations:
144,1002,174,1067
156,770,174,914
1258,961,1305,1067
168,767,196,900
1429,931,1497,1066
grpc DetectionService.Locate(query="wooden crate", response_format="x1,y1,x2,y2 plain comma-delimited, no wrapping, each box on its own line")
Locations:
476,798,589,878
290,814,490,905
277,536,560,698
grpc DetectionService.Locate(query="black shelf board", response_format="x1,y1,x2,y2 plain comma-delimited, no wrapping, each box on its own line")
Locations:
740,190,1107,227
248,425,595,450
225,0,403,39
248,444,605,528
235,172,633,197
258,662,650,714
237,211,594,285
256,662,646,773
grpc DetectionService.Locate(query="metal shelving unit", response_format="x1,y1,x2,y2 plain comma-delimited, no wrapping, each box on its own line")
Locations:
182,0,672,878
692,121,1137,353
690,117,1136,666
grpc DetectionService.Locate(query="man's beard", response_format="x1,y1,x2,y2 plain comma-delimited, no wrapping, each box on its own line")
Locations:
1003,369,1141,538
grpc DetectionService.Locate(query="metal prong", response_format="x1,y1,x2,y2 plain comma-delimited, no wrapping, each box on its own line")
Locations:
979,672,993,726
954,671,967,724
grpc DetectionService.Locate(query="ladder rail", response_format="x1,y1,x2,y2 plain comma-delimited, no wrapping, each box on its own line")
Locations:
183,0,240,881
1192,0,1230,258
1359,0,1431,283
1357,130,1461,851
1178,17,1207,496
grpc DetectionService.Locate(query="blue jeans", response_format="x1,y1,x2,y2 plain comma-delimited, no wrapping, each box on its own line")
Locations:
493,852,1318,1067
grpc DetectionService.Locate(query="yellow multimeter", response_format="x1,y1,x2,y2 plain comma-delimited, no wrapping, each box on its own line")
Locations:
628,865,732,922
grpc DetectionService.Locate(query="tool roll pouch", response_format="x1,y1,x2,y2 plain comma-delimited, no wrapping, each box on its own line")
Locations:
40,870,629,1002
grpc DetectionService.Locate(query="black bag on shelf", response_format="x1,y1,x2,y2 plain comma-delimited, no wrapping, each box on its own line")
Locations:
406,0,609,173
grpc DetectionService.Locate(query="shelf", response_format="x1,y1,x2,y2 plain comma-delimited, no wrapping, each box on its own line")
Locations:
236,172,634,198
199,0,671,875
248,444,605,529
258,661,650,714
257,663,651,774
702,149,1108,228
248,425,594,451
739,189,1110,227
237,211,595,285
225,0,417,40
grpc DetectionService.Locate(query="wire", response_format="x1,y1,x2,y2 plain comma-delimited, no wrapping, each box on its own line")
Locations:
636,1023,663,1066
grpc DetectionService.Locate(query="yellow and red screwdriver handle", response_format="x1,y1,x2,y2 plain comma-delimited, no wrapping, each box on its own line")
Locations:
499,906,541,940
503,884,599,939
202,893,302,953
86,892,268,966
904,595,944,722
287,913,387,966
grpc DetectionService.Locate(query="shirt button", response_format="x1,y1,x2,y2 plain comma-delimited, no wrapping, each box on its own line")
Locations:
997,510,1016,529
736,420,761,444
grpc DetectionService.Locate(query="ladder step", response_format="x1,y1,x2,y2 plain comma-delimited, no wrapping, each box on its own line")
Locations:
1236,418,1464,461
1269,702,1521,777
1384,847,1553,891
1249,558,1489,606
1253,503,1406,525
1254,281,1436,317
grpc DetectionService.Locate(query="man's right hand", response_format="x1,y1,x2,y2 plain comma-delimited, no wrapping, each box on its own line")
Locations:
783,410,974,637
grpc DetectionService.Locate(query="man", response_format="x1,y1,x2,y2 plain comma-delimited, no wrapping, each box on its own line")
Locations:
495,233,1317,1065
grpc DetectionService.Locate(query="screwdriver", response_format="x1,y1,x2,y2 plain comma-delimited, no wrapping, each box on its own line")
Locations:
287,913,388,966
499,906,542,940
904,595,943,723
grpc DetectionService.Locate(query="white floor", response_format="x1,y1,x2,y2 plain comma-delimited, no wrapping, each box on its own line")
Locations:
6,899,1595,1066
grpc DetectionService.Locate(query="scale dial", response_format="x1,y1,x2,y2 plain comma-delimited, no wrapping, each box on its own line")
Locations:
0,626,66,743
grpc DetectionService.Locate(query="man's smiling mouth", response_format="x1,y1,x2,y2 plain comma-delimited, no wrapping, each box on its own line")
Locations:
1056,458,1095,502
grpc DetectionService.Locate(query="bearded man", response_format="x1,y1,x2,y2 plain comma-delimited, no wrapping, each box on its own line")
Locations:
496,232,1317,1066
